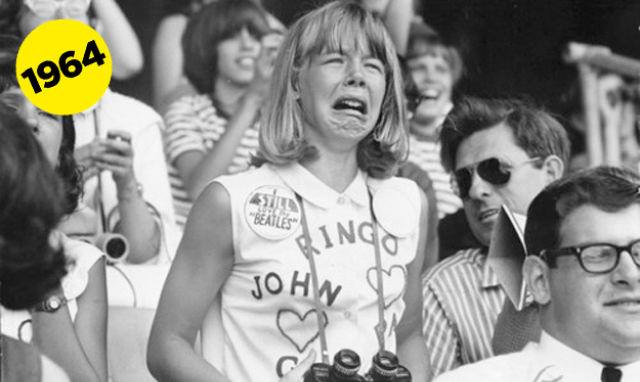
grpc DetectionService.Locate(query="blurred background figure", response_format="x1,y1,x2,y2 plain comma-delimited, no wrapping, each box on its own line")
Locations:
405,19,463,220
163,0,281,229
0,0,143,80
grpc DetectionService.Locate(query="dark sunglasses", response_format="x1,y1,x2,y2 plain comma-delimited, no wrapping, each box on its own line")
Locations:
540,239,640,274
453,157,541,199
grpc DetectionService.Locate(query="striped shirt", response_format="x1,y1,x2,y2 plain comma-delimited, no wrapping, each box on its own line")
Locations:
422,248,506,377
163,94,259,228
408,135,462,218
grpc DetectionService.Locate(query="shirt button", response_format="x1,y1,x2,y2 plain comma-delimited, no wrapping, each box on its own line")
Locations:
337,196,346,205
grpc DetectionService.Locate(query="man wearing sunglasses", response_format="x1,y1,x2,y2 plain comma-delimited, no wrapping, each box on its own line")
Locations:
422,97,570,377
436,166,640,382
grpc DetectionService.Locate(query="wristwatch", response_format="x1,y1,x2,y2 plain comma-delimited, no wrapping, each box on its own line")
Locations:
33,295,67,313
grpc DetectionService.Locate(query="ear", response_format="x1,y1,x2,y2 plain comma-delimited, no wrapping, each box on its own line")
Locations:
523,255,552,306
541,155,564,184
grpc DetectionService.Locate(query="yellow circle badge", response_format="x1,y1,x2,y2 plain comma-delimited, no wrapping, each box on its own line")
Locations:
16,20,112,115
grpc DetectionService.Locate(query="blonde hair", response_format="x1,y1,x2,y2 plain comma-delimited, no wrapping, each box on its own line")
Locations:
254,1,408,179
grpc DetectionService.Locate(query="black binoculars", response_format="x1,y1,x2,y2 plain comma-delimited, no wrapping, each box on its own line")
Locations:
303,349,411,382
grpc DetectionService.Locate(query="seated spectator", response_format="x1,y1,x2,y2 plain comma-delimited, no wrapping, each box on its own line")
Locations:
1,0,143,80
406,20,464,219
436,166,640,381
0,105,70,381
163,0,279,229
397,57,440,270
151,0,284,112
0,39,108,381
423,97,569,377
1,10,179,263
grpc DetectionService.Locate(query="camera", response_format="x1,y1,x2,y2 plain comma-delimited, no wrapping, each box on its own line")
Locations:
106,131,131,144
303,349,411,382
366,351,411,382
304,349,366,382
76,232,130,264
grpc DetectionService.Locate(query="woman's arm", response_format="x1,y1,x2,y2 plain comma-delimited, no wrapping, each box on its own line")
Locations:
361,0,413,56
176,34,281,200
396,189,431,381
31,288,103,382
147,182,234,381
92,131,161,263
176,92,262,200
73,257,108,381
152,15,189,109
91,0,144,79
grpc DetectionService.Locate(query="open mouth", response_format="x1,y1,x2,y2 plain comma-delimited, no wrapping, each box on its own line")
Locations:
236,57,256,69
333,97,368,116
421,88,442,101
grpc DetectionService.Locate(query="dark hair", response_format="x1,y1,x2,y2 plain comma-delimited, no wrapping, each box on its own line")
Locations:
0,105,68,310
59,116,82,214
0,0,21,37
525,166,640,258
182,0,269,94
440,97,571,172
398,55,421,114
0,35,82,214
0,34,19,92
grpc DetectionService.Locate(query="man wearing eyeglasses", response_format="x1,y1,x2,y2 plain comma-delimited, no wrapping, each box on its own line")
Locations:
422,97,570,377
435,166,640,382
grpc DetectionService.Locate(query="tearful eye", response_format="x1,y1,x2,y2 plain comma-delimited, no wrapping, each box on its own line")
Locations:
365,60,384,73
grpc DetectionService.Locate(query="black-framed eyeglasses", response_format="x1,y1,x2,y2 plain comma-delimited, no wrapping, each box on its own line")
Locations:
452,157,541,199
540,239,640,274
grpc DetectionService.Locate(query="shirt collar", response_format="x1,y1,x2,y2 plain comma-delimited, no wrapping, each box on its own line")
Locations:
480,249,500,289
272,162,369,209
539,331,640,379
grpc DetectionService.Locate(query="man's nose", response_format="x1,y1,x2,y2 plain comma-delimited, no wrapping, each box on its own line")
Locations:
467,170,492,200
612,250,640,286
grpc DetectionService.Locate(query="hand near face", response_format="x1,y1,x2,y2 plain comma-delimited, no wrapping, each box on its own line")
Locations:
247,33,283,101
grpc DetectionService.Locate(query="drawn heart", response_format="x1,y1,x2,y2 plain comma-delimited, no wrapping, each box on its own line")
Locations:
366,265,407,309
277,308,329,353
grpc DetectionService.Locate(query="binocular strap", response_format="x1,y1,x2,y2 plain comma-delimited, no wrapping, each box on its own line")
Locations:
295,191,388,365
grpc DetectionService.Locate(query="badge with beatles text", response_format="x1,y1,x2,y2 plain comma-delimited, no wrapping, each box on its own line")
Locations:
245,185,301,240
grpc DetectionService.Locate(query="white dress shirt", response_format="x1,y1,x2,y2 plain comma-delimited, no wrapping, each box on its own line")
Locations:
435,331,640,382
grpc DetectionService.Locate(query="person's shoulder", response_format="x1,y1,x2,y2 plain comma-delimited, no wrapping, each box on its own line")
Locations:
369,174,421,201
166,93,213,114
61,234,104,265
434,351,527,382
424,247,485,283
59,234,104,300
100,90,162,127
211,164,276,193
